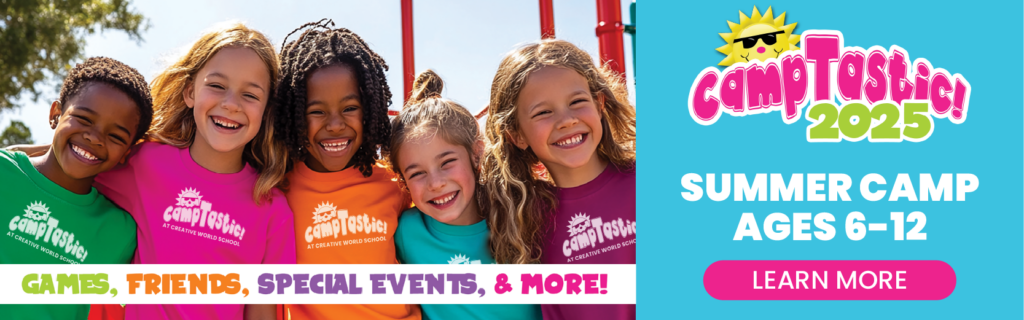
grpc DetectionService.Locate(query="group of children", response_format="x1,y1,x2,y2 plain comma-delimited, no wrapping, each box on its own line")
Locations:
1,18,636,320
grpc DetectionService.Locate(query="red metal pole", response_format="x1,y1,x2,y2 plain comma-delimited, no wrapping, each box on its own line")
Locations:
539,0,555,39
400,0,414,112
595,0,625,80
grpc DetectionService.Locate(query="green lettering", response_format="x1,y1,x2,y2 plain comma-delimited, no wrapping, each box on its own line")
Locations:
21,274,39,293
80,274,109,294
56,274,80,294
39,274,55,294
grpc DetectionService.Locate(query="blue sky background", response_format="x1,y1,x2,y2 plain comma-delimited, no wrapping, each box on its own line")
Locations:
2,0,635,144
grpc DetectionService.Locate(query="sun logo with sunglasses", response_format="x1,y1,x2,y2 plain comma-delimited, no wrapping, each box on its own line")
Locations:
716,6,800,66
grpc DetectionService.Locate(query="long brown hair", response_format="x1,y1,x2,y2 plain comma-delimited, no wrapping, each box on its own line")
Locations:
387,70,487,219
481,39,636,264
148,22,286,204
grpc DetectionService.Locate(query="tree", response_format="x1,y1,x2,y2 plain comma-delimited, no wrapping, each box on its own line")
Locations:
1,0,147,111
0,120,33,147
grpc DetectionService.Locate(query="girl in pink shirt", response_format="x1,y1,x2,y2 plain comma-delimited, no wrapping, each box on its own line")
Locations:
92,22,296,320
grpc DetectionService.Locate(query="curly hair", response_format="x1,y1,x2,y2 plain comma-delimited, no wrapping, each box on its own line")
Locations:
58,56,154,142
148,22,286,205
481,40,637,264
274,19,393,177
387,69,488,219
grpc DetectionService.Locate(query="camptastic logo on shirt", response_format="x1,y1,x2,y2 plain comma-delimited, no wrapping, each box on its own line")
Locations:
562,212,637,261
447,253,481,265
7,201,89,264
162,188,246,247
304,201,388,249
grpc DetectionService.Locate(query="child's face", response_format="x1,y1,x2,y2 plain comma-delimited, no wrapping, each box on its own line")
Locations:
303,64,364,172
512,66,604,178
399,135,479,225
184,47,270,155
49,83,140,179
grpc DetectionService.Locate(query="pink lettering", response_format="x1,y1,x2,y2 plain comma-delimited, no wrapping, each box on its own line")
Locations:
804,33,840,101
864,49,888,104
781,54,807,121
837,51,864,101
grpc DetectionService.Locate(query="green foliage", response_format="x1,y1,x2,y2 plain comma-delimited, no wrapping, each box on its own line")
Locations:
0,120,33,147
0,0,147,110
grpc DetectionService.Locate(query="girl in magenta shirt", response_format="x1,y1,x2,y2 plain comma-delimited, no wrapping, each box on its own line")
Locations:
480,40,637,320
93,22,296,320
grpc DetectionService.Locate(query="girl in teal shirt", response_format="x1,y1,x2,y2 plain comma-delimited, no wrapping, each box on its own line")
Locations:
388,70,541,320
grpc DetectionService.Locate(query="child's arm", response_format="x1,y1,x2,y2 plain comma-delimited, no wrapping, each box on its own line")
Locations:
262,198,297,264
244,304,275,320
5,144,49,157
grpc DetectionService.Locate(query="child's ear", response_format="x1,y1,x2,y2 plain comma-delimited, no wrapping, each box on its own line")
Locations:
48,101,62,130
596,92,607,118
505,130,529,150
118,147,133,165
182,81,196,108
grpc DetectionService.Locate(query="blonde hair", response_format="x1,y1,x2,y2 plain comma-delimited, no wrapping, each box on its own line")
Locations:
481,40,636,264
387,70,488,218
148,22,286,204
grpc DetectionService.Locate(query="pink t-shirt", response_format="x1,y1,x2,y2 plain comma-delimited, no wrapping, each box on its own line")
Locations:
95,142,296,320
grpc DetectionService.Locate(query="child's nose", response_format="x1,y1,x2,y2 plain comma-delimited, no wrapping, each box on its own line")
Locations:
326,115,347,132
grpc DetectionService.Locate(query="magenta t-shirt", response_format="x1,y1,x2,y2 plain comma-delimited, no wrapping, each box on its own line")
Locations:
95,142,297,320
541,164,637,320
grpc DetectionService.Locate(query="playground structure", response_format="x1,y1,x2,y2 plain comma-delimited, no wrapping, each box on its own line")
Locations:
393,0,637,116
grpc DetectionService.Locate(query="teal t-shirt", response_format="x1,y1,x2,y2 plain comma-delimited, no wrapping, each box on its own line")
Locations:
395,208,541,320
0,150,137,319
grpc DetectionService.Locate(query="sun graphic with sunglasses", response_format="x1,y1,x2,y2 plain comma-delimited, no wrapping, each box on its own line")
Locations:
716,6,800,66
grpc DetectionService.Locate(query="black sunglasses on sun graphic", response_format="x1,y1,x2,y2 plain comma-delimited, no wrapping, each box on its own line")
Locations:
733,31,786,49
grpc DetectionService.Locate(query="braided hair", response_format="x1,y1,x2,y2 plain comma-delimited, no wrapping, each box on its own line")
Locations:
274,19,393,177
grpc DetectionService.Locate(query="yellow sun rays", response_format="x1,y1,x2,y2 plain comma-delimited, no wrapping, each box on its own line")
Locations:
716,6,801,66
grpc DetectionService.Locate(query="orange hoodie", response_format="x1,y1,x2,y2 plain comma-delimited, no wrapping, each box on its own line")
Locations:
284,161,420,320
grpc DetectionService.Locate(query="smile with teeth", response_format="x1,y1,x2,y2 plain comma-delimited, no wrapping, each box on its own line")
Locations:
212,117,241,129
554,133,585,147
320,140,350,152
71,144,99,161
429,191,459,206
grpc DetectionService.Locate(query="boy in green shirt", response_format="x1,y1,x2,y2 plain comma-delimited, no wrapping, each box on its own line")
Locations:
2,57,153,319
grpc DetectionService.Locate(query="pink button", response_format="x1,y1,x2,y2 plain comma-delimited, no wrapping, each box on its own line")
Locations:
703,260,955,300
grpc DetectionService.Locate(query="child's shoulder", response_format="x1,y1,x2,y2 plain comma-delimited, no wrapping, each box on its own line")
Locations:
95,194,139,228
0,149,28,173
399,207,424,222
395,207,427,242
131,141,179,158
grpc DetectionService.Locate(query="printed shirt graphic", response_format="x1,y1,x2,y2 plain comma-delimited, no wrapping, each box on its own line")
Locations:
284,161,420,320
541,164,637,320
0,150,137,320
395,208,542,320
94,142,296,320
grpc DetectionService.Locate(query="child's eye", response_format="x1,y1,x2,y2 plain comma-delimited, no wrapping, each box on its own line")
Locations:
244,93,260,101
408,171,424,179
307,110,325,115
571,98,589,105
344,105,360,113
208,84,225,90
74,115,92,125
110,134,127,145
531,110,551,119
441,158,457,167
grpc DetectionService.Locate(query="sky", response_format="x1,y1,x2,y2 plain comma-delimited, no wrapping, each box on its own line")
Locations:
1,0,636,144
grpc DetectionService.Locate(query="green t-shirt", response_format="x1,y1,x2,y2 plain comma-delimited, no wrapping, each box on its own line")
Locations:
0,150,137,319
395,208,541,320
